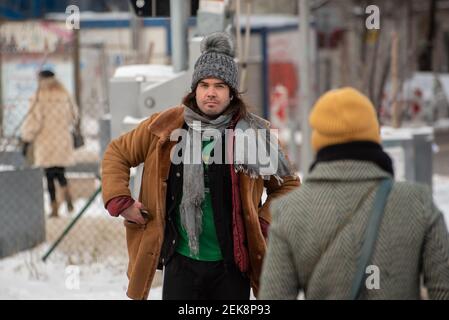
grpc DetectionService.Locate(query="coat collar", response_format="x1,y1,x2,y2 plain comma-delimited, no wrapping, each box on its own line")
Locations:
147,105,185,140
306,160,392,182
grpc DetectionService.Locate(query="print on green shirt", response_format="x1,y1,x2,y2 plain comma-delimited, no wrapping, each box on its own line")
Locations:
175,138,223,261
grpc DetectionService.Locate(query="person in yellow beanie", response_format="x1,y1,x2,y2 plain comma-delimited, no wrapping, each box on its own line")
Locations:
260,87,449,300
310,87,381,151
307,87,392,174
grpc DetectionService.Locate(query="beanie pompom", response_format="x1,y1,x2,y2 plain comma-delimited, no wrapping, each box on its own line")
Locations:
200,32,234,57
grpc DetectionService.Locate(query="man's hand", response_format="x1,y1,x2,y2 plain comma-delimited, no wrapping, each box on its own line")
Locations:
120,200,148,225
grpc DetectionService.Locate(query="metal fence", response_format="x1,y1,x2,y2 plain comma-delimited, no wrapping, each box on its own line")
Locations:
0,96,127,269
0,21,154,297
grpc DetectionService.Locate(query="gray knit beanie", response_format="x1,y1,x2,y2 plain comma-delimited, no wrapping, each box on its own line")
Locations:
191,32,239,92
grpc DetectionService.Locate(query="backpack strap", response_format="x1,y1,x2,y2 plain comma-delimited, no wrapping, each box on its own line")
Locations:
349,178,393,300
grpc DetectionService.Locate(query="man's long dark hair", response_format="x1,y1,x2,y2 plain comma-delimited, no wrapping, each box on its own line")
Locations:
182,86,250,120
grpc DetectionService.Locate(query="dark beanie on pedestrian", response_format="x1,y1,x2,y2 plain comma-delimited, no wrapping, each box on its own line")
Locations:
38,70,55,78
191,32,239,92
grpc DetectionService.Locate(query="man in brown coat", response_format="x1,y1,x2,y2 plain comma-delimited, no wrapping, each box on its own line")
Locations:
101,32,299,300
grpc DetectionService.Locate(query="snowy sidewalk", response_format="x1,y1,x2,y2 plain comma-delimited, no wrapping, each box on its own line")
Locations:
0,246,163,300
0,175,448,300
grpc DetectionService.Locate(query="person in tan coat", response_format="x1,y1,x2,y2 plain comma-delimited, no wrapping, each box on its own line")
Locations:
101,32,300,300
21,70,77,217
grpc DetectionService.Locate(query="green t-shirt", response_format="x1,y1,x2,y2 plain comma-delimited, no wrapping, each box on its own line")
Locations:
175,139,223,261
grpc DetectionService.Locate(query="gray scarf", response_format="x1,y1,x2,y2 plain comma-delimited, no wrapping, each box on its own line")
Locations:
179,106,294,257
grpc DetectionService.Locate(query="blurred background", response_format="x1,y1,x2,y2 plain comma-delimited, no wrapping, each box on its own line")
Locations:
0,0,448,299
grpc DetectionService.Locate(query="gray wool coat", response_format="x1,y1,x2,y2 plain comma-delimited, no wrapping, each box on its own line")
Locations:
259,160,449,300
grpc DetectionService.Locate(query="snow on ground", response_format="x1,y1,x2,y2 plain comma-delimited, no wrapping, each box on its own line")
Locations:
0,175,448,300
0,243,163,300
0,244,127,300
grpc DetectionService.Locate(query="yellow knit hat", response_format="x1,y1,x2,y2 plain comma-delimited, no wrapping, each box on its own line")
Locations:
309,87,381,152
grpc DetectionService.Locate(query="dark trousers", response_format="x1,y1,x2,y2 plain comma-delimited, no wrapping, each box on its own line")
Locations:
44,167,68,201
162,252,250,300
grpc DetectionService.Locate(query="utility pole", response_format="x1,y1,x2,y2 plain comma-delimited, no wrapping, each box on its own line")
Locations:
299,0,314,177
391,31,400,128
129,1,144,63
418,0,437,71
170,0,190,72
0,21,3,138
